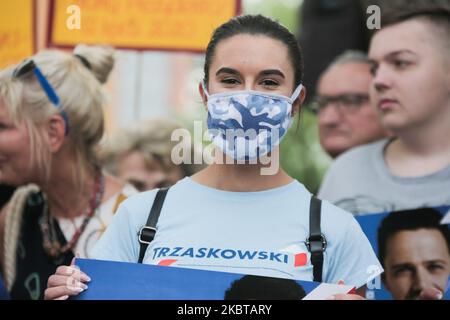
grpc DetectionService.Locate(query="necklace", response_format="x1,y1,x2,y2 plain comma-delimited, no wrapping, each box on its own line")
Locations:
39,170,105,259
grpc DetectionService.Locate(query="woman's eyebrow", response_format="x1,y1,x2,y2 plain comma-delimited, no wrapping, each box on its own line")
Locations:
215,67,240,76
215,68,286,79
259,69,285,78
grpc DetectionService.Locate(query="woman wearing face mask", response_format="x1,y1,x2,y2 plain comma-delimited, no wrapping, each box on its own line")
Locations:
45,15,381,300
0,45,136,300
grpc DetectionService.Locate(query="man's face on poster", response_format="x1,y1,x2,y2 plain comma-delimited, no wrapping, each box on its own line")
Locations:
383,228,450,300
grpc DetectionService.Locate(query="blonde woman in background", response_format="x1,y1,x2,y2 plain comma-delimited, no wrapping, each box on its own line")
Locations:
100,118,202,192
0,45,136,300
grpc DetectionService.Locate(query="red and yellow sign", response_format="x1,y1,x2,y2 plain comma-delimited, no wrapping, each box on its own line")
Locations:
48,0,240,52
0,0,35,69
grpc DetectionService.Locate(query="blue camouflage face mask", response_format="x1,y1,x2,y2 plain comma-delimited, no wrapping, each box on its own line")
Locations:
203,82,303,161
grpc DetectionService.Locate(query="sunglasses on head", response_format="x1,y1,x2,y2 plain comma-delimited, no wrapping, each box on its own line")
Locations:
13,59,70,135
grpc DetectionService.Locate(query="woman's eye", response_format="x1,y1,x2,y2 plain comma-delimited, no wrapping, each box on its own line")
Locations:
221,78,240,85
260,79,279,86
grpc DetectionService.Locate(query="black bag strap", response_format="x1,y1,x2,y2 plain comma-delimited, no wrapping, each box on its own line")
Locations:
137,188,327,281
307,196,327,282
138,187,169,263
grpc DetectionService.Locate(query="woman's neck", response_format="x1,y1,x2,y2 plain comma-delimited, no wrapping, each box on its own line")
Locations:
191,149,292,192
40,160,98,219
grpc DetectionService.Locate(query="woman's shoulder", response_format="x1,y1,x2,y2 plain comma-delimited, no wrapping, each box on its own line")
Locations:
6,184,43,213
119,188,159,211
116,183,183,221
320,199,354,222
319,199,361,240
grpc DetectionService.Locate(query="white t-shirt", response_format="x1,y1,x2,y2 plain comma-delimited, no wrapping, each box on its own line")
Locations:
92,177,382,288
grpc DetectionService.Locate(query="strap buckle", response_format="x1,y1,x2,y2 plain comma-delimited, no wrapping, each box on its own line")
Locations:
138,226,156,245
306,234,327,252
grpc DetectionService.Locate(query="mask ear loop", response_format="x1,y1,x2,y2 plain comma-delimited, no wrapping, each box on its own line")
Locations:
288,84,303,119
201,81,210,99
290,84,303,103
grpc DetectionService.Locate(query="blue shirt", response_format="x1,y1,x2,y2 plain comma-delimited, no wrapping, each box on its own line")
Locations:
92,177,382,288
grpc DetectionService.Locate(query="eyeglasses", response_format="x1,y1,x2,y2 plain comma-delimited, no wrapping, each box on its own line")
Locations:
13,59,69,135
310,93,370,115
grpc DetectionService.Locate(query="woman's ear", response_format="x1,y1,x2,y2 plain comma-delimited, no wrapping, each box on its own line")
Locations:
292,86,307,117
199,82,208,110
46,114,67,153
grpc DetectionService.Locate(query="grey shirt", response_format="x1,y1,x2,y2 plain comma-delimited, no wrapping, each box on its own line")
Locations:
318,139,450,215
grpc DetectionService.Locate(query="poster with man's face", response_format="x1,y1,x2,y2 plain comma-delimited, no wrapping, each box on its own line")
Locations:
356,206,450,300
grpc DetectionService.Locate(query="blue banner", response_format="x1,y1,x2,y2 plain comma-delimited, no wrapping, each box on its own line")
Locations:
73,258,349,300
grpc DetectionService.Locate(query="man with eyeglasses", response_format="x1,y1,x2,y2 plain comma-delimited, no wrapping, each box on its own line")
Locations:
318,2,450,218
313,50,388,158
